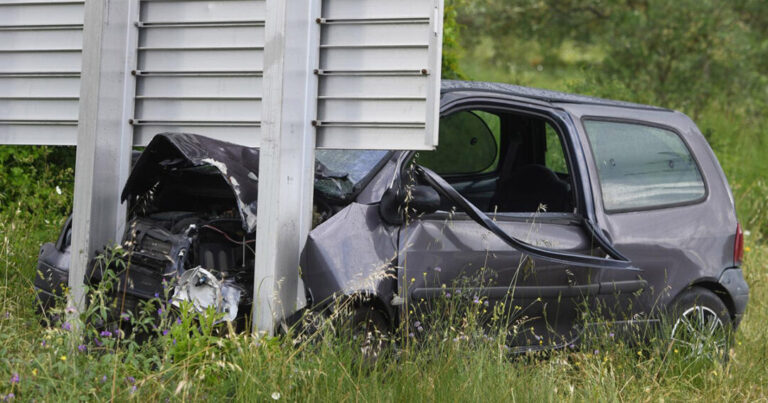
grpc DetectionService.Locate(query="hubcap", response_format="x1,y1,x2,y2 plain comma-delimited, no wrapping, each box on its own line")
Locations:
670,305,727,360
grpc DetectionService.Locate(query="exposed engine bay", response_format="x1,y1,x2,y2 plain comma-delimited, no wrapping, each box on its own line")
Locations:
45,133,365,328
90,213,257,326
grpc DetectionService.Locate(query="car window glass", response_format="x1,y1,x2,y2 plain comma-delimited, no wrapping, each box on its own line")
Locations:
416,110,499,175
584,120,705,211
545,123,568,174
315,150,389,184
475,111,501,173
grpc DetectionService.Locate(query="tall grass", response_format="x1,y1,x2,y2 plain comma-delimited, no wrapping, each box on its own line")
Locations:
1,210,766,400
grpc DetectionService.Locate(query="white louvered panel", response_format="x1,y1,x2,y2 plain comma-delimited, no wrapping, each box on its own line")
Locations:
136,98,262,121
136,75,261,97
0,29,82,50
132,0,265,146
140,0,265,23
0,76,80,97
318,99,426,123
315,0,443,150
139,26,264,48
0,1,83,25
0,0,84,144
138,48,264,72
319,75,427,98
321,0,433,19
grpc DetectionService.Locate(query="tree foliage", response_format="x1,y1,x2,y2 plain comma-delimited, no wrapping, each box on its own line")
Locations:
455,0,767,117
442,0,468,80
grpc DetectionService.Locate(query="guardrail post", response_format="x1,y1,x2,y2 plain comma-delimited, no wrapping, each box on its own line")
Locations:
252,0,321,334
69,0,139,312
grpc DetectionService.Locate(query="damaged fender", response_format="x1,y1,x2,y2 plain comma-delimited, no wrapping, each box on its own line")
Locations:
302,203,399,307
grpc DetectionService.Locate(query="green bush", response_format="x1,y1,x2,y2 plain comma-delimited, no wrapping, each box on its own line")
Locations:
0,146,75,217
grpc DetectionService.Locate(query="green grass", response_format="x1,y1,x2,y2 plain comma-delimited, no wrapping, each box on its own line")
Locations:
1,210,767,401
2,25,768,400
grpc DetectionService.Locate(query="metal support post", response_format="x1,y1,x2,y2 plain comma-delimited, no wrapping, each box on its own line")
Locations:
69,0,139,311
253,0,321,334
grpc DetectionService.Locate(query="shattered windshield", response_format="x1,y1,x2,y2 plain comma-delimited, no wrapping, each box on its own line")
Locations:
314,150,389,200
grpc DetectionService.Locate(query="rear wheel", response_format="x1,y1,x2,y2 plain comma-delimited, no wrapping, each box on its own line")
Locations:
668,288,731,362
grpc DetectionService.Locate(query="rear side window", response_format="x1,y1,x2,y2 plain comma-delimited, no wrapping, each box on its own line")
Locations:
584,120,706,211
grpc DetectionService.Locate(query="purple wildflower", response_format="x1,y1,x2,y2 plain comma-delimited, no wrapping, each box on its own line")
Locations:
94,337,103,347
433,266,442,273
408,332,415,338
569,344,575,349
41,340,46,347
483,301,489,307
172,338,177,345
100,330,112,337
121,314,130,321
154,292,160,298
445,292,451,298
101,375,108,383
126,376,135,384
176,318,182,325
473,296,481,304
10,373,19,384
162,329,169,336
4,392,15,400
61,321,71,331
157,307,163,315
594,349,599,355
65,306,76,314
131,385,137,394
609,332,615,338
78,344,87,353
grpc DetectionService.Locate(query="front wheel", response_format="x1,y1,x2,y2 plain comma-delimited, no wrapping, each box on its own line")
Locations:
667,287,732,362
349,305,391,365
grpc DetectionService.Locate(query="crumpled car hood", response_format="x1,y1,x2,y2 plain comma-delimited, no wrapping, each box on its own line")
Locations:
122,133,262,232
121,133,346,233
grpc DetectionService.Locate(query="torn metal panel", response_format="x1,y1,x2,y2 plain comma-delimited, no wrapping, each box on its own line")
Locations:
303,203,399,305
121,132,354,232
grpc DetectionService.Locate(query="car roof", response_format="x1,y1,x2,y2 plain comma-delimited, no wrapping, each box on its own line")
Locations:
441,80,671,112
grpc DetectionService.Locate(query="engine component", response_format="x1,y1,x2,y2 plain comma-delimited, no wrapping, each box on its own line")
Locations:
172,266,243,322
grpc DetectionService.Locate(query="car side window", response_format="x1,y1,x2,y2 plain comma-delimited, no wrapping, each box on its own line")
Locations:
545,123,568,175
584,120,706,211
416,110,500,176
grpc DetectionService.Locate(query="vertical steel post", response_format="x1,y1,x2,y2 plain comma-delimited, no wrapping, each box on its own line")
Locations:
253,0,321,334
69,0,139,311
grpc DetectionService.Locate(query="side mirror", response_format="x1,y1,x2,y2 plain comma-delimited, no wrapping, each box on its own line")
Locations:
379,185,440,225
410,185,440,215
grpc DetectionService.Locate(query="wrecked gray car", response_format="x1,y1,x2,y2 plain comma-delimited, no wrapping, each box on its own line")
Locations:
35,80,748,352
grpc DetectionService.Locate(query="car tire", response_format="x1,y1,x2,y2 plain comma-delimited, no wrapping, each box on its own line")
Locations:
667,287,732,361
349,305,391,366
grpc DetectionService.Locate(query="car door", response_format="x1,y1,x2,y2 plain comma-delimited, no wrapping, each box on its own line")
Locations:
562,103,732,324
398,100,635,349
